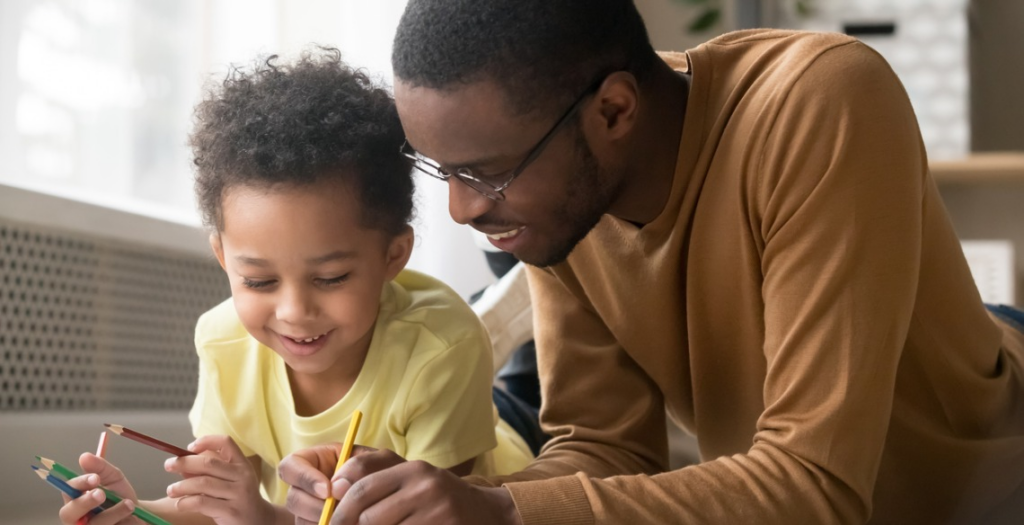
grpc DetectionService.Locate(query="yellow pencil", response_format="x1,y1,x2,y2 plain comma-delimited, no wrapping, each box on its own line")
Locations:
318,409,363,525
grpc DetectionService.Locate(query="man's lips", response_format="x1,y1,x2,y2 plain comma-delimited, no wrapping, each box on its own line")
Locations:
484,226,525,240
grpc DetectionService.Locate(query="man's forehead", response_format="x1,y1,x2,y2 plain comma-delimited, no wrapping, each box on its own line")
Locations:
394,79,534,165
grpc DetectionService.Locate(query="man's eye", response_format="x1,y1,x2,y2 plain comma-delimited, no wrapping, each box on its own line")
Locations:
242,278,275,289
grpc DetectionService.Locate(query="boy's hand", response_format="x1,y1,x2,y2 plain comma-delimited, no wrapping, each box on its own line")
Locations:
57,453,141,525
163,434,274,525
279,445,521,525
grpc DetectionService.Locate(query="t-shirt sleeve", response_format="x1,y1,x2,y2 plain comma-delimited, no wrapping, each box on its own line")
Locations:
188,324,256,457
398,333,499,469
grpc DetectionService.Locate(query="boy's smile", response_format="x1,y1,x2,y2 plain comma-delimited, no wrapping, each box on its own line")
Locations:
276,329,334,357
210,178,412,410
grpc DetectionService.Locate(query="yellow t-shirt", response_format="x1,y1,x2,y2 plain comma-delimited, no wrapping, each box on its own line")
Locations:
188,269,533,505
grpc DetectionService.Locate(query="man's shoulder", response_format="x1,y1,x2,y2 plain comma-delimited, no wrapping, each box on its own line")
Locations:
672,29,870,76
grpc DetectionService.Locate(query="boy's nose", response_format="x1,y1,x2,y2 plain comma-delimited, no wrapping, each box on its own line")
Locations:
276,286,317,323
448,178,496,226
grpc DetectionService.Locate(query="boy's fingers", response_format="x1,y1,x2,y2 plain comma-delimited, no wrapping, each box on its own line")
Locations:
57,488,105,525
87,500,138,525
166,475,235,500
164,453,235,479
188,434,246,463
66,474,102,491
79,454,127,485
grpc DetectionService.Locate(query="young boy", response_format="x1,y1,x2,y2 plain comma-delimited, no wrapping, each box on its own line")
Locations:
57,48,532,525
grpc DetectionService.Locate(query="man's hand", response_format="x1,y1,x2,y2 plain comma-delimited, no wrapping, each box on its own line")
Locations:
163,435,276,525
279,445,522,525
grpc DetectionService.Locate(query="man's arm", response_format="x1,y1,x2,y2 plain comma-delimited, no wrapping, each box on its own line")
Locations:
489,41,926,525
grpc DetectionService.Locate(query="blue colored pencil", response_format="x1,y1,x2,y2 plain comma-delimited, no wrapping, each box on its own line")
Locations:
31,466,112,515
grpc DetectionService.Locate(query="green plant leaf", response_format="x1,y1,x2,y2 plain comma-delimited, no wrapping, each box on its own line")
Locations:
795,0,813,17
688,8,721,32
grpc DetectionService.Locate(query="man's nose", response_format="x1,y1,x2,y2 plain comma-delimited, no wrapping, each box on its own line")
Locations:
447,178,496,226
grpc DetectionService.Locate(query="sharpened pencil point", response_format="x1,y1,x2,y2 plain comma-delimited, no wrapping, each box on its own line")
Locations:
104,423,124,434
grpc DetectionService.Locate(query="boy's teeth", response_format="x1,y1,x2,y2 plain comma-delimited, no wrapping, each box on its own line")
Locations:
293,334,322,343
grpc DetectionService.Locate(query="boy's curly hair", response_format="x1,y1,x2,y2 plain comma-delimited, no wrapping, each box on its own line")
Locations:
191,48,413,236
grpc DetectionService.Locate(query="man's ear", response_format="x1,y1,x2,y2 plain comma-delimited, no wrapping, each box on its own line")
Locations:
591,71,640,142
384,226,415,280
209,233,227,271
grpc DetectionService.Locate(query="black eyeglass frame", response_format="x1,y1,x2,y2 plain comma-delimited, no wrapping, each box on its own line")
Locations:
400,75,609,201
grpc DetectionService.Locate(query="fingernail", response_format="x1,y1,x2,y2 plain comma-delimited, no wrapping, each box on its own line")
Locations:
333,477,351,497
125,499,136,511
187,441,197,451
87,474,99,485
90,488,104,501
164,458,175,471
166,483,177,496
314,482,328,499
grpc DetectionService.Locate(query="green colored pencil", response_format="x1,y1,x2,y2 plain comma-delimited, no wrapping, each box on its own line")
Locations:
35,456,172,525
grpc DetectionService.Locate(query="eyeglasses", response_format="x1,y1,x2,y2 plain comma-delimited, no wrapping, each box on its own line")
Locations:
400,77,605,201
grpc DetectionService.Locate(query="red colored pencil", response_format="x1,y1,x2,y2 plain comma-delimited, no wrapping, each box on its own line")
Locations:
97,431,109,458
103,424,195,457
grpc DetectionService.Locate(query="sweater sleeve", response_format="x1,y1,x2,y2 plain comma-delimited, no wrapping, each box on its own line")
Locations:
488,41,928,525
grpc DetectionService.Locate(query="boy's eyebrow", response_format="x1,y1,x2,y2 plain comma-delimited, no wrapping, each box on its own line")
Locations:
234,251,356,267
307,250,357,264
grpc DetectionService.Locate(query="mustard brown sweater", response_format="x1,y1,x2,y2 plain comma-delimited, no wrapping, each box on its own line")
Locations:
475,30,1024,524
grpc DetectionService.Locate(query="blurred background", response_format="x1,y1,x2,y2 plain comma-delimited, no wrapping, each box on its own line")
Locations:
1,0,1022,522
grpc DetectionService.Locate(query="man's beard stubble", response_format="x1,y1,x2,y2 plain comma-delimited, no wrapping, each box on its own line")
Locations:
524,128,614,268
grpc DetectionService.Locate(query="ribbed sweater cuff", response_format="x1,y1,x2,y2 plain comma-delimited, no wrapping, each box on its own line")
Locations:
504,475,594,525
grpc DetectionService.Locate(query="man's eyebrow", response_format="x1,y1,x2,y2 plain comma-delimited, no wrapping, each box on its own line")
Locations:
233,250,356,267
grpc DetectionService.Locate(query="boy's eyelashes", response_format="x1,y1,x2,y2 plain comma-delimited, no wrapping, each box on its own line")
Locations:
240,274,351,290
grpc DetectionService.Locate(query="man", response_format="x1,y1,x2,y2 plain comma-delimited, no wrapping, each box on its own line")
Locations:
279,1,1024,523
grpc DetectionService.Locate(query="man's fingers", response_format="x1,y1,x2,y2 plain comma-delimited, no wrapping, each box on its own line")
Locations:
286,484,329,522
278,447,338,498
348,444,379,458
333,460,437,525
333,448,406,493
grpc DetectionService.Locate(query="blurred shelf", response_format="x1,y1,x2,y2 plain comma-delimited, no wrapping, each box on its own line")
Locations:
931,152,1024,184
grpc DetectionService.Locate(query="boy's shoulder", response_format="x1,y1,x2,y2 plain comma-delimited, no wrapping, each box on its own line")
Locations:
194,297,251,349
384,269,488,351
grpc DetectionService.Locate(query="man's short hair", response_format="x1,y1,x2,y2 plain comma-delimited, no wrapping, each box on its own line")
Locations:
392,0,657,115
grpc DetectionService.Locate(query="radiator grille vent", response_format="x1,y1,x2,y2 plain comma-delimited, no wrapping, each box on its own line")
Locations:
0,219,229,411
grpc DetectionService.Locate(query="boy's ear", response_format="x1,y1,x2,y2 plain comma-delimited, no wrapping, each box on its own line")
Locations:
384,226,414,280
209,233,227,270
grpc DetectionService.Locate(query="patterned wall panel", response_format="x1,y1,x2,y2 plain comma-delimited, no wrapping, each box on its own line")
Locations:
0,218,229,411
